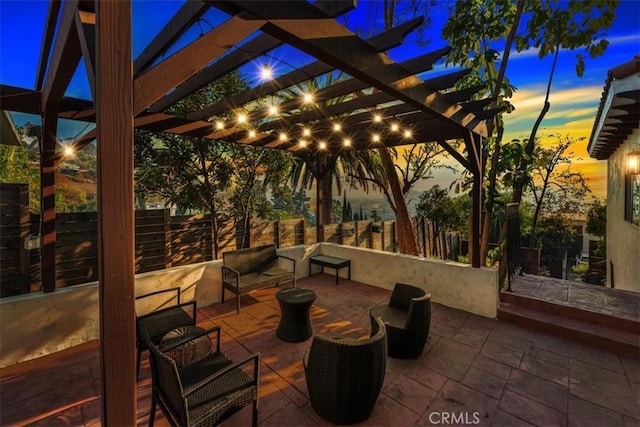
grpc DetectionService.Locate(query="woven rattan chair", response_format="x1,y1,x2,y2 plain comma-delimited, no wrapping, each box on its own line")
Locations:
369,283,431,359
303,317,387,425
136,287,196,380
144,326,260,427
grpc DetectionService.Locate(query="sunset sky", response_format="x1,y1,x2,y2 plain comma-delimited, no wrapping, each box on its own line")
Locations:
2,0,639,201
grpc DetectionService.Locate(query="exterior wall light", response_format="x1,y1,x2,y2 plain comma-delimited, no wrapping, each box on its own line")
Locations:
626,150,640,175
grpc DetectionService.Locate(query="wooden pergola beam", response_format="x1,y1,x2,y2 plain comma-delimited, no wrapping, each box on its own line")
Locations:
133,0,211,74
75,10,96,99
35,0,62,91
95,0,136,424
220,0,487,138
189,16,427,121
41,0,81,109
133,13,266,115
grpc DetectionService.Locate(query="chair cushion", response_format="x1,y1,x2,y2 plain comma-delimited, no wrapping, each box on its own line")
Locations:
370,304,407,329
161,326,213,368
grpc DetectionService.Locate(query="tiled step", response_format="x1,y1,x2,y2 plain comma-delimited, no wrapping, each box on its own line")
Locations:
498,302,640,358
500,290,640,335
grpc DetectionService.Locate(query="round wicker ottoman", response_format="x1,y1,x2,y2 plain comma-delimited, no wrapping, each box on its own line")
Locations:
276,288,316,342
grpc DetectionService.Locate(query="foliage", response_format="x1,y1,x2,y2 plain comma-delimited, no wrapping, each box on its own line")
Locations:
571,263,589,278
270,188,313,224
586,199,606,238
0,144,41,210
536,214,580,269
416,186,470,234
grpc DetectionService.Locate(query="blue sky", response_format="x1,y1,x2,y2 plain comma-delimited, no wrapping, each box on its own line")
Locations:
1,0,639,197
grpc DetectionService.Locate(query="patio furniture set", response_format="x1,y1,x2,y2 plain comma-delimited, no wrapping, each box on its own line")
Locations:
136,246,431,426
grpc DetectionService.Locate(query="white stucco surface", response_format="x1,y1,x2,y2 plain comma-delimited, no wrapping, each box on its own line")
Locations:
606,130,640,292
0,243,498,367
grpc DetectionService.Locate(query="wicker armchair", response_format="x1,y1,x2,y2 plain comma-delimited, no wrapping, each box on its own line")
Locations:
136,287,196,380
144,326,260,427
369,283,431,359
303,317,387,425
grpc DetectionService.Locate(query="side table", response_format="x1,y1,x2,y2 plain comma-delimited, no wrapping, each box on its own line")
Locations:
276,288,317,342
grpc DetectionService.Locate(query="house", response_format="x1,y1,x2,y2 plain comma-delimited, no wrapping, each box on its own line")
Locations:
588,55,640,292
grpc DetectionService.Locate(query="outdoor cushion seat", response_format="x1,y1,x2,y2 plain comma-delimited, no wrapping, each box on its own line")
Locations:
145,325,260,427
222,244,296,313
303,317,387,425
136,287,196,380
369,283,431,359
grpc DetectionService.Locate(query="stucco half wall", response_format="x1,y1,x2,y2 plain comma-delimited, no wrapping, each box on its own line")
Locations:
319,243,499,318
0,243,498,367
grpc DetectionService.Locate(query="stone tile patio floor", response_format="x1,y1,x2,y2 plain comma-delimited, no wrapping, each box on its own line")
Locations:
1,274,638,426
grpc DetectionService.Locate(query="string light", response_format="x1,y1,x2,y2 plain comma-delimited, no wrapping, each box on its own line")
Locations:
302,128,311,137
343,138,351,146
215,120,225,130
318,141,327,150
333,123,341,132
390,123,399,132
302,92,314,104
267,104,279,116
260,65,273,80
279,132,288,142
404,130,412,138
372,133,381,143
373,114,382,123
299,139,307,147
248,130,256,138
236,113,247,124
64,145,74,157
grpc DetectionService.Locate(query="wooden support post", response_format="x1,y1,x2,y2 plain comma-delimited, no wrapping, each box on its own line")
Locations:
470,170,482,268
19,185,31,294
40,107,58,293
164,208,172,269
315,167,325,243
95,1,136,425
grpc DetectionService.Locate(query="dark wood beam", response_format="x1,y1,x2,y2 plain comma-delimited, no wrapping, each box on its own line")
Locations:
95,0,136,424
40,107,58,294
41,0,82,109
228,1,487,140
149,34,282,113
75,10,96,100
189,18,429,121
133,13,265,115
35,0,62,90
134,0,211,74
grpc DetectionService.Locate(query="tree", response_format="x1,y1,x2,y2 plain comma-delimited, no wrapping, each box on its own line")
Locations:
526,135,592,247
536,214,580,277
586,199,606,257
227,144,293,247
0,143,40,210
134,73,248,259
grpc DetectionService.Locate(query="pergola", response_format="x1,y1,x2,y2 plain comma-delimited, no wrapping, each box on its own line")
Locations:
0,1,500,423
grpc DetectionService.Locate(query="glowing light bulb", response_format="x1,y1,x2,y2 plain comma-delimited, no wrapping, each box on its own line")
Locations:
373,114,382,122
268,104,279,116
404,130,412,138
343,138,351,146
333,123,341,132
299,139,307,147
372,134,381,143
237,113,247,124
390,123,399,132
248,130,256,138
279,132,288,142
215,120,225,130
318,141,327,150
260,65,272,80
64,146,74,157
303,92,314,104
302,128,311,137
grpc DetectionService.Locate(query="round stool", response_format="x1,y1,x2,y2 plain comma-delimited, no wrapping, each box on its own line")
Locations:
276,288,317,342
161,326,213,367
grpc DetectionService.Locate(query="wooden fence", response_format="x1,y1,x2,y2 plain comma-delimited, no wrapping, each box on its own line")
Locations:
0,198,399,296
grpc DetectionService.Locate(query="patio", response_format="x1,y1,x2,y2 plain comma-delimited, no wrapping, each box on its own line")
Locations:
2,273,638,426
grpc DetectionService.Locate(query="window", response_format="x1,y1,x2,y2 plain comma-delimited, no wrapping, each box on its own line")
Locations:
626,174,640,226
